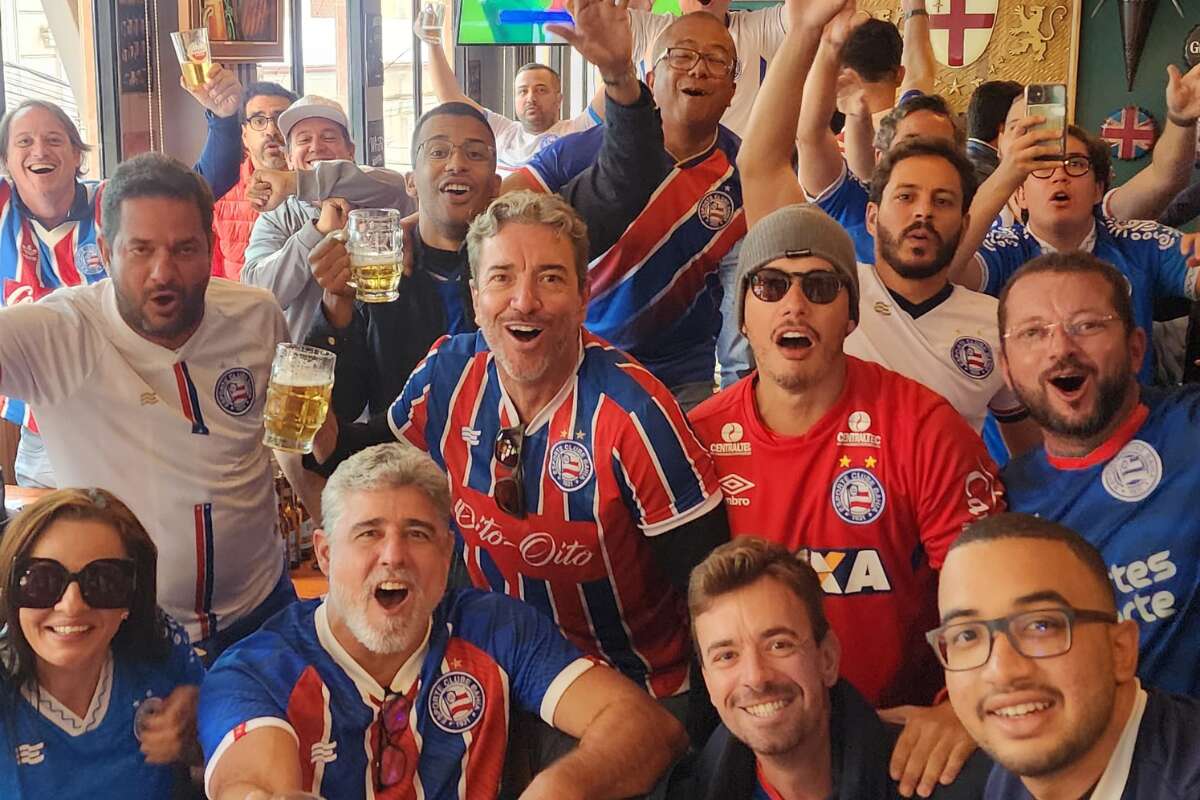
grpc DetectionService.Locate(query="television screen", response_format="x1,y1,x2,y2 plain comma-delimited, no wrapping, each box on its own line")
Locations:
457,0,682,46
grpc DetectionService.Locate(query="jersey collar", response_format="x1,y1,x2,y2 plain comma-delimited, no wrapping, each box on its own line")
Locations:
494,333,585,434
315,601,431,702
24,653,114,737
1044,401,1148,470
1029,218,1098,254
885,281,954,320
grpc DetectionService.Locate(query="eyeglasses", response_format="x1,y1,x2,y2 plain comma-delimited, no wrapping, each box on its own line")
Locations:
1030,156,1092,179
417,139,495,163
494,426,526,518
372,691,411,790
244,112,284,131
748,268,847,305
1002,314,1119,350
13,558,137,609
655,46,740,79
926,606,1118,672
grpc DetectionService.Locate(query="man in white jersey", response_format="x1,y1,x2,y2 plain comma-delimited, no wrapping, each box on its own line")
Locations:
0,153,292,663
738,1,1042,455
419,19,600,177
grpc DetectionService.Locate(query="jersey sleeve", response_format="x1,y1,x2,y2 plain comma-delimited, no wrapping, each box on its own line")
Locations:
161,613,206,685
911,400,1006,569
976,226,1041,296
479,593,595,725
387,335,448,452
1143,222,1200,301
519,129,602,194
0,291,97,405
612,388,723,536
804,160,869,230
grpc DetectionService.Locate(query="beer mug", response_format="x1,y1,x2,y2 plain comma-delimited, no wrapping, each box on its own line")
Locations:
347,209,404,303
415,0,447,43
171,28,213,90
263,344,336,454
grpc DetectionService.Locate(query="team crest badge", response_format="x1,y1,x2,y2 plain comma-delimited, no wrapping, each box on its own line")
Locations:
951,336,995,379
1101,439,1162,502
697,190,734,230
74,243,105,276
831,469,886,525
214,367,255,416
429,671,486,733
928,0,997,68
548,440,594,492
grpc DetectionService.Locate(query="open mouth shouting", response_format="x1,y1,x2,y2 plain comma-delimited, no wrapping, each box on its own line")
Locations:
374,579,412,612
1043,366,1092,404
1048,190,1072,207
27,161,58,176
774,325,817,357
504,319,545,346
439,178,475,202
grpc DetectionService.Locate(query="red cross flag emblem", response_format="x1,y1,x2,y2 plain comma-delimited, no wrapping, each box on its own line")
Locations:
1100,106,1158,161
928,0,997,68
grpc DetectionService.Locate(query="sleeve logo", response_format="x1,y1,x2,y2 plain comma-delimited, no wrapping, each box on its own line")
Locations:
428,671,486,733
214,367,256,416
548,440,594,492
831,469,886,525
951,337,995,380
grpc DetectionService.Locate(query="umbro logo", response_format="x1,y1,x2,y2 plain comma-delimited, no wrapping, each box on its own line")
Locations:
311,741,337,764
16,742,45,765
719,473,755,507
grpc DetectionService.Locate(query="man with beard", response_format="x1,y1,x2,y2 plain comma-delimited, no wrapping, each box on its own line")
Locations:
0,70,245,488
677,537,989,799
299,102,499,424
687,199,1004,797
996,253,1200,697
199,442,687,800
211,81,297,281
955,124,1200,384
0,153,294,663
934,513,1200,798
739,8,1041,455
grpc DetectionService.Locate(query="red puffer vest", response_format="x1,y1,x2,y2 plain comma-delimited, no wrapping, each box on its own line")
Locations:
211,158,259,281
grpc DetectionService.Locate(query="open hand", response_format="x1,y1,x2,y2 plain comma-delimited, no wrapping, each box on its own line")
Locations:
546,0,633,79
1166,62,1200,124
182,62,242,119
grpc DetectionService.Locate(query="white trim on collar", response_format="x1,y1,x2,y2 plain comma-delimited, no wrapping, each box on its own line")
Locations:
1089,680,1148,799
24,654,114,737
495,333,586,435
314,601,430,704
1029,218,1098,255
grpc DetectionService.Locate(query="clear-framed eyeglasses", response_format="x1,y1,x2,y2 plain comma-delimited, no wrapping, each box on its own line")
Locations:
1001,314,1119,350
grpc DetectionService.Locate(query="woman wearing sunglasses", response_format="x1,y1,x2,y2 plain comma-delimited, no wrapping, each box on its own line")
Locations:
0,488,205,797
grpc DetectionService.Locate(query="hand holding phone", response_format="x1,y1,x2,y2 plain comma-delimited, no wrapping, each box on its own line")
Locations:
1025,84,1067,160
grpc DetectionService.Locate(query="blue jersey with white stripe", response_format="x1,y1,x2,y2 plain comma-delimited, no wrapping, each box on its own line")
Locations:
808,162,877,264
199,591,589,800
1002,387,1200,697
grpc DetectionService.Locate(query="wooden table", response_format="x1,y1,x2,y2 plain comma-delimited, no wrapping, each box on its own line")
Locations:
6,485,330,598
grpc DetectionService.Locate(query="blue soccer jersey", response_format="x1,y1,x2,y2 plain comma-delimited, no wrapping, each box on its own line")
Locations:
518,126,747,389
0,616,204,799
806,160,876,265
0,179,108,428
1002,387,1200,696
199,590,593,800
388,331,722,699
975,218,1199,382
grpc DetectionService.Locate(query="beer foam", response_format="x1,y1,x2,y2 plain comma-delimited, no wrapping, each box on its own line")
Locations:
272,363,333,387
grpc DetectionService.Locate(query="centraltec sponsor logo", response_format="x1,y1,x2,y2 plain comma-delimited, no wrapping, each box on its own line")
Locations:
836,410,881,447
710,421,751,455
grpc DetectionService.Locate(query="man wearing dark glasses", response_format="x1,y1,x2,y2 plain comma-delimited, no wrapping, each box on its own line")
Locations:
200,443,687,800
936,513,1200,798
210,81,297,281
689,202,1003,799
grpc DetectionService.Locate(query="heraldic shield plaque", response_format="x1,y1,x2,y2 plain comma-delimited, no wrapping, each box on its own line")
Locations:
858,0,1083,118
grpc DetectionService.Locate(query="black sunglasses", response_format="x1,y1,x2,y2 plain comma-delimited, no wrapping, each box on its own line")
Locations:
494,426,526,518
14,558,137,609
749,268,847,305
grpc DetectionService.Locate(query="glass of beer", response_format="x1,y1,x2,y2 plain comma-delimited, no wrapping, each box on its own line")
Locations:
263,344,336,454
171,28,213,90
415,0,447,43
347,208,403,303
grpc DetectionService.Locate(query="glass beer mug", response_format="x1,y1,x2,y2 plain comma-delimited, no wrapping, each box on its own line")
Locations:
263,344,336,454
347,208,404,303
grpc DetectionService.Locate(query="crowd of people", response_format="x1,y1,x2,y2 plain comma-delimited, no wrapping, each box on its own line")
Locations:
0,0,1198,796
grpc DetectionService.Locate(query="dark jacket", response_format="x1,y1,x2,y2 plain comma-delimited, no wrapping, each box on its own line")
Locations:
305,235,475,421
667,680,991,800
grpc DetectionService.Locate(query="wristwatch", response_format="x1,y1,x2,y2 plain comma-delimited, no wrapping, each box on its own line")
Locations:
902,7,929,20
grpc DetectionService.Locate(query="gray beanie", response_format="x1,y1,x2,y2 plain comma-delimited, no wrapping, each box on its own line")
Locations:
735,204,859,328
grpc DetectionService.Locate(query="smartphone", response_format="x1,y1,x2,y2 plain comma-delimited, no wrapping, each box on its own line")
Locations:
1025,83,1067,160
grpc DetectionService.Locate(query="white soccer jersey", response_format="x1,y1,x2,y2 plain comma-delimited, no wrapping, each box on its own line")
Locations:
844,262,1025,432
630,7,787,137
486,109,598,177
0,278,287,643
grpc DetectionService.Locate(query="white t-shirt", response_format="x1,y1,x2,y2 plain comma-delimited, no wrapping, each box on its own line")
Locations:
844,262,1025,433
0,278,287,642
630,7,787,137
486,109,598,177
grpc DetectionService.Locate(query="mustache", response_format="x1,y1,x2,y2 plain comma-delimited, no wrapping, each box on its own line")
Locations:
902,219,942,242
729,681,797,706
1039,354,1094,383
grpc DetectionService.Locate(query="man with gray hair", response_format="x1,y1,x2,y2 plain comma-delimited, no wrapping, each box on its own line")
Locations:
0,151,293,662
199,442,687,800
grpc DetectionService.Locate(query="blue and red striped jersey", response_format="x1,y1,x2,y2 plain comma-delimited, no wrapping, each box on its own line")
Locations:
199,592,594,800
388,331,723,698
518,126,746,389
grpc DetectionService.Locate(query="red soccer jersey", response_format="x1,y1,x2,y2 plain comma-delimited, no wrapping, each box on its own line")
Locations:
688,357,1005,707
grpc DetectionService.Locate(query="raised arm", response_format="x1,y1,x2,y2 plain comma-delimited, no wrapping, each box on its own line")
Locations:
797,4,862,198
415,12,481,110
898,0,935,97
184,63,245,200
1106,63,1200,221
744,0,856,224
838,73,877,180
